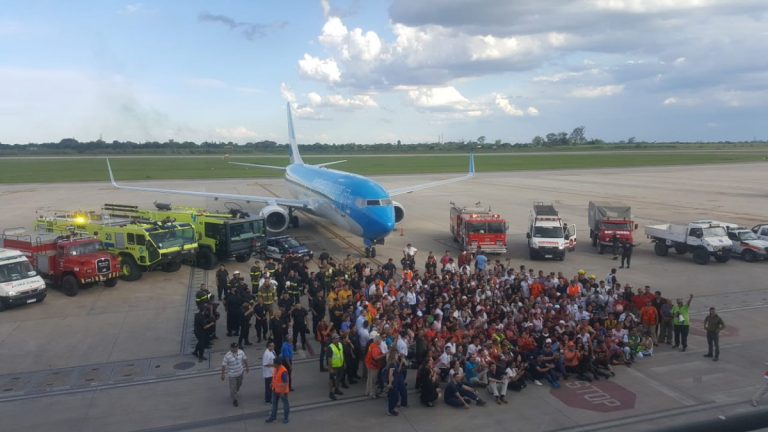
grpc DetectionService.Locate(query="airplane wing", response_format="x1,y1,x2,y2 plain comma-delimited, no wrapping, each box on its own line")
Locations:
228,161,286,170
106,159,310,209
315,160,347,168
387,153,475,197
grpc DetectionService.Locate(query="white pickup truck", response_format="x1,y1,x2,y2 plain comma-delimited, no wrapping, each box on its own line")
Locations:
644,221,733,265
753,224,768,241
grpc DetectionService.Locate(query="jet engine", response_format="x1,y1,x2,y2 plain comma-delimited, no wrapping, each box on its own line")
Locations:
392,200,405,224
259,205,289,232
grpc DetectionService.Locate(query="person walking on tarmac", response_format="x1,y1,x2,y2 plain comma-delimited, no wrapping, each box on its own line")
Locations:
703,307,725,361
265,357,290,424
226,284,243,337
221,342,249,407
620,241,634,269
611,234,620,260
328,333,345,400
291,303,309,350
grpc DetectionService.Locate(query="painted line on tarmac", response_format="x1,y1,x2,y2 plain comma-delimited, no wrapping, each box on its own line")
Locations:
130,390,415,432
547,400,756,432
624,366,698,406
0,356,319,403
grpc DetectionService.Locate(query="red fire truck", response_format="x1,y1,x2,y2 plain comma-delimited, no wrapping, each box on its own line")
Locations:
0,228,121,297
450,202,508,253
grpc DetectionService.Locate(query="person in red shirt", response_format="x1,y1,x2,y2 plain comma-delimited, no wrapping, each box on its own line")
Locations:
640,300,659,346
364,333,385,398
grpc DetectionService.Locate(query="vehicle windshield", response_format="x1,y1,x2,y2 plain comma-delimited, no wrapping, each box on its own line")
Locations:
738,231,758,241
0,260,37,283
467,222,506,234
229,220,264,241
148,227,196,249
66,242,104,256
533,226,564,238
702,227,727,238
602,222,632,231
280,238,301,248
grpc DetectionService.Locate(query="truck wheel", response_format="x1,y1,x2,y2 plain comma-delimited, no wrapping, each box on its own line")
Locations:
692,248,709,265
742,250,757,263
654,242,669,257
598,244,605,255
235,254,249,263
0,300,6,312
714,250,731,263
290,215,300,228
197,249,218,270
162,260,182,272
62,275,80,297
674,245,688,255
120,255,143,281
103,278,118,288
529,248,538,261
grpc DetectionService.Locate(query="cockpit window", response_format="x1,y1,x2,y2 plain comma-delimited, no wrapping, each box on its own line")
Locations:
360,198,393,207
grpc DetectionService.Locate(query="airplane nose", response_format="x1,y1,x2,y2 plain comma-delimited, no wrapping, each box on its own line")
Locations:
364,209,395,240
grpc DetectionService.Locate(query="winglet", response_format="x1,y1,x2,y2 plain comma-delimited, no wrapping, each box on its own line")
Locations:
106,158,119,188
286,102,304,165
469,152,475,177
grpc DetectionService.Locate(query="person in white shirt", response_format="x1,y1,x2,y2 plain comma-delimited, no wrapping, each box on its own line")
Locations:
396,332,409,357
221,342,249,407
262,342,276,404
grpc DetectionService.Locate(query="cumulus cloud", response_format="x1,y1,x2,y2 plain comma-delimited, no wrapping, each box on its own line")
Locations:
298,54,342,83
494,94,540,117
406,86,468,109
308,93,378,109
280,82,296,103
198,11,287,40
570,84,625,98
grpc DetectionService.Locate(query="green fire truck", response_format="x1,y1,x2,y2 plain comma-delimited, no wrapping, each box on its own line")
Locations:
102,203,266,270
34,211,198,281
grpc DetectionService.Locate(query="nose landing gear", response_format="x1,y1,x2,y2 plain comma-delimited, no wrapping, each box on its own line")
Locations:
364,246,377,258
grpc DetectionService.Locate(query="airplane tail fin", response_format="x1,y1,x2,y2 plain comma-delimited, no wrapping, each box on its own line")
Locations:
286,102,304,165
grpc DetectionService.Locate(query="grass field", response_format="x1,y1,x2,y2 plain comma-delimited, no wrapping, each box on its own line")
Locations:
0,151,765,183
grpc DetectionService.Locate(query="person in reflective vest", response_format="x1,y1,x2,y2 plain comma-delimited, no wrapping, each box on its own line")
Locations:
266,357,290,424
250,261,263,291
327,333,345,400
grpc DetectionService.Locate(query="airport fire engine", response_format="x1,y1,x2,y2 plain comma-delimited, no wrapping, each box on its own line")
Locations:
0,228,121,296
35,210,198,281
102,202,266,270
450,202,508,253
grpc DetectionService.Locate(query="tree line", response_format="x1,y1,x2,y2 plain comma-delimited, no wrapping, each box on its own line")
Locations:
1,128,764,156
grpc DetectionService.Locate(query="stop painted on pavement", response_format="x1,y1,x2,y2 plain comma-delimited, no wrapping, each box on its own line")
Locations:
552,379,636,412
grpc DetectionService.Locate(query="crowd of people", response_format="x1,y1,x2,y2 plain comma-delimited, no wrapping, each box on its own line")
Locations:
197,245,718,418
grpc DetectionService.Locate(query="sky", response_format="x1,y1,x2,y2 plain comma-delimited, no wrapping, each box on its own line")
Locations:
1,0,767,145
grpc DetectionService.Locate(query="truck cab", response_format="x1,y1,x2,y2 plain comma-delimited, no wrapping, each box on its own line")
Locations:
526,203,575,260
0,248,47,311
753,224,768,241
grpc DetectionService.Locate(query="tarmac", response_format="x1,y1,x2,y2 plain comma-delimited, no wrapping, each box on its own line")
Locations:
0,162,767,432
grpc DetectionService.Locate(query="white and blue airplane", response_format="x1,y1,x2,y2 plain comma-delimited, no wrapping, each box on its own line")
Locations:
107,103,474,257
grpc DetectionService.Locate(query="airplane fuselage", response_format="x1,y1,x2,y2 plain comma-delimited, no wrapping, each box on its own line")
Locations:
285,163,396,245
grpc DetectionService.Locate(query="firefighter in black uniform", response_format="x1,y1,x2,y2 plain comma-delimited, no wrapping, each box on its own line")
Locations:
215,264,228,301
286,270,301,306
253,297,268,343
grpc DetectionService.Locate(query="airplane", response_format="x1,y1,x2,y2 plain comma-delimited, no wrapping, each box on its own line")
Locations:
106,103,475,258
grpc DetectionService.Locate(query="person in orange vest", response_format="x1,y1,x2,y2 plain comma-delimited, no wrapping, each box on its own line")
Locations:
567,279,581,298
265,357,290,424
